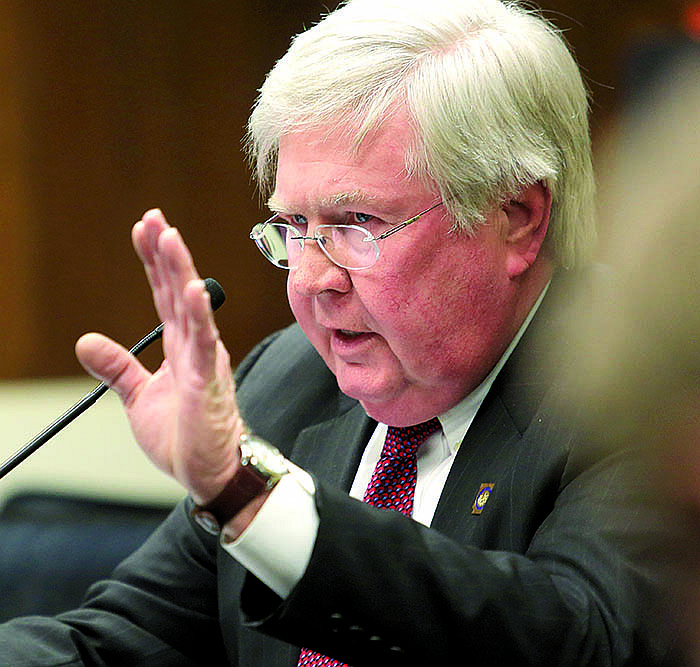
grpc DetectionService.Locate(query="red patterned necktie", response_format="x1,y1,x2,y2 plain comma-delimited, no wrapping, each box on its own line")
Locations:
297,418,441,667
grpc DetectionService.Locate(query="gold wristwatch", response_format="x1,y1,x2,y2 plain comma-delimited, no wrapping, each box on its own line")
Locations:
190,432,289,535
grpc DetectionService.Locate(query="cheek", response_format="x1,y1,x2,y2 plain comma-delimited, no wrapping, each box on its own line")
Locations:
286,278,299,314
372,253,507,364
286,279,336,365
286,280,315,338
286,280,299,323
363,275,404,317
377,243,500,324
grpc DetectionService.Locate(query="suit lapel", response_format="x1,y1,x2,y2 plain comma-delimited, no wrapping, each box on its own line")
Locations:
290,401,375,492
431,387,520,539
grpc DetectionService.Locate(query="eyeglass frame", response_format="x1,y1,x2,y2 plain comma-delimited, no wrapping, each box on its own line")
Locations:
249,199,445,271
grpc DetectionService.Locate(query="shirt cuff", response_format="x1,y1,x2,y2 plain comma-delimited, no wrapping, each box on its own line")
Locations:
221,463,318,599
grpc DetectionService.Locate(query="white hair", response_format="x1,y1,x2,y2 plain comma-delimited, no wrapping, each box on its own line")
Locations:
247,0,596,268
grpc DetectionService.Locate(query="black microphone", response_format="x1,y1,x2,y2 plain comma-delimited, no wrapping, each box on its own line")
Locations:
0,278,226,480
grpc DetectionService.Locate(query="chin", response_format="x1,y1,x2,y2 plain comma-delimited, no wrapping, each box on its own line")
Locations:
337,377,417,425
359,382,461,426
336,371,398,408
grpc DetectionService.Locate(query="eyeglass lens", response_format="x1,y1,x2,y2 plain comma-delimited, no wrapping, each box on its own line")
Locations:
255,223,379,270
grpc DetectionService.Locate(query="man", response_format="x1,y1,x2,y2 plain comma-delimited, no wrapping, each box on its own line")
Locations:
0,0,675,664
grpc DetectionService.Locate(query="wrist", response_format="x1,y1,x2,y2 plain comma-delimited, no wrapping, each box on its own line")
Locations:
190,431,289,536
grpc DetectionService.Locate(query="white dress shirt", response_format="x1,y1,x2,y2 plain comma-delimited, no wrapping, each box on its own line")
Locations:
224,285,549,598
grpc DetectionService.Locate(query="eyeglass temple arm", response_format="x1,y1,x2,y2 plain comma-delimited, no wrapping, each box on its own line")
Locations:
374,219,417,240
374,199,444,241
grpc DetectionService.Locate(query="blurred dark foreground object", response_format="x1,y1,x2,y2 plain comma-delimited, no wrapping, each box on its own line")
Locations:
0,491,173,621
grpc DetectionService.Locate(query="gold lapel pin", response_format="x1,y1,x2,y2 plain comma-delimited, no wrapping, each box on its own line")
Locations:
472,483,495,515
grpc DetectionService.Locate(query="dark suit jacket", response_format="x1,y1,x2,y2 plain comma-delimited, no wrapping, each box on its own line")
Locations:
0,274,675,666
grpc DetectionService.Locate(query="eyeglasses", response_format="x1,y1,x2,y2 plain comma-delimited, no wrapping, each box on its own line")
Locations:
249,200,444,271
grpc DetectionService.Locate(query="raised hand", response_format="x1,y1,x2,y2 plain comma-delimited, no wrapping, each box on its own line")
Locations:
75,209,245,505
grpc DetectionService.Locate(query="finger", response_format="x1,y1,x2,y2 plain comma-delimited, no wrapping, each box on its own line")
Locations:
183,279,222,382
132,210,174,322
157,227,203,331
160,227,202,293
151,232,178,325
133,209,170,279
75,332,151,408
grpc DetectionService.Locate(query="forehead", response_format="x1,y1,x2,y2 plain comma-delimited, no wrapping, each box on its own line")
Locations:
270,113,435,215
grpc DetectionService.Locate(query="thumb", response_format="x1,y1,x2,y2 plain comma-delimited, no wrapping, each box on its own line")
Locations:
75,332,151,406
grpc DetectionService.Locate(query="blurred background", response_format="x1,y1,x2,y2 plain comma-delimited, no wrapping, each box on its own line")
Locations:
0,0,698,619
2,0,699,382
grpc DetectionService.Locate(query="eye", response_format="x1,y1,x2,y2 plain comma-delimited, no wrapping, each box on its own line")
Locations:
352,212,373,225
288,214,308,232
351,212,390,235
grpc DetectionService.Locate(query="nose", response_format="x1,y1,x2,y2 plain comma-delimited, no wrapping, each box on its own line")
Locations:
288,237,352,297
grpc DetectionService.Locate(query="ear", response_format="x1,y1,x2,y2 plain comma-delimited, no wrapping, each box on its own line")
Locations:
501,181,552,279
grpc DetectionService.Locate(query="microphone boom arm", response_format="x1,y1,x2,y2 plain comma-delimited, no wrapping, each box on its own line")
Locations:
0,278,225,481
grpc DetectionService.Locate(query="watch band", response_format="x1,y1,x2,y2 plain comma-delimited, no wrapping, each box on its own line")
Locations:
190,433,288,535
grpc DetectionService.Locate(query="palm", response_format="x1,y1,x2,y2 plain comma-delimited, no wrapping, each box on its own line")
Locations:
122,359,179,477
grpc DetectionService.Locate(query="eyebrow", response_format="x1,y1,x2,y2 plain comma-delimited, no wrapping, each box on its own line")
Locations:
267,189,383,215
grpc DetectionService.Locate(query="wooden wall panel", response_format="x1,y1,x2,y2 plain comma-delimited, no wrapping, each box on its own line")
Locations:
1,0,336,378
0,0,40,377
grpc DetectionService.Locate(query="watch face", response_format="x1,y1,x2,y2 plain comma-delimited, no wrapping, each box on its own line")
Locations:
241,436,289,477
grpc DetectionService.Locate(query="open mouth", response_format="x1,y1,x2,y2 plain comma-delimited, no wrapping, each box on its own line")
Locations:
337,329,365,338
334,329,373,345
